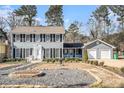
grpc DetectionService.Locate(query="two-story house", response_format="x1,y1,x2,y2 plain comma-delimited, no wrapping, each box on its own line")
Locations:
10,26,64,60
10,26,116,61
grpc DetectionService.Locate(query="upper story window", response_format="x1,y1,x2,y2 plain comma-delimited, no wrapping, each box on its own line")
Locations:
55,34,60,42
26,35,30,42
45,34,50,42
15,34,20,42
35,34,40,42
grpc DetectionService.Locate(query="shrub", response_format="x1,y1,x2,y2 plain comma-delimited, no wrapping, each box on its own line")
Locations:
75,58,82,62
59,58,63,64
55,58,59,62
121,67,124,73
93,60,98,66
64,58,70,62
46,59,50,63
91,61,94,64
83,49,88,62
2,58,26,63
99,62,104,66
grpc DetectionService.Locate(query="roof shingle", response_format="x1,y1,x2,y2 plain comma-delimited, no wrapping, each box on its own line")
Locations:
11,26,65,34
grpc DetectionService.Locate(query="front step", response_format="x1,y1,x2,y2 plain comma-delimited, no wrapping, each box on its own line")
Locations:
31,60,42,63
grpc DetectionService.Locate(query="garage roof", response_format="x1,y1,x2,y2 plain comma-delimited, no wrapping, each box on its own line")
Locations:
82,39,116,49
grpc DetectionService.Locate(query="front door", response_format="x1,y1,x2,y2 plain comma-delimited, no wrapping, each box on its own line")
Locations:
34,45,43,60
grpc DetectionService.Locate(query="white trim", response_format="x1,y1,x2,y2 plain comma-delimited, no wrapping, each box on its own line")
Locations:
83,39,116,49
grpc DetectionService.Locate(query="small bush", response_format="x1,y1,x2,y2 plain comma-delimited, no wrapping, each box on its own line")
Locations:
93,60,98,66
46,59,51,63
90,61,94,64
121,67,124,73
52,59,55,63
99,62,104,66
83,49,88,62
64,58,70,62
59,58,63,64
75,58,82,62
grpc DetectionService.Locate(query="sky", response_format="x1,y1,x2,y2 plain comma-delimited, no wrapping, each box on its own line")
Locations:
0,5,99,35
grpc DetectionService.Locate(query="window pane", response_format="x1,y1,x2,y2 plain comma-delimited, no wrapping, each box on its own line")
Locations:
25,49,30,57
26,35,30,42
45,34,50,42
55,49,59,58
16,34,20,42
15,48,20,58
45,49,50,58
35,35,40,42
55,35,60,42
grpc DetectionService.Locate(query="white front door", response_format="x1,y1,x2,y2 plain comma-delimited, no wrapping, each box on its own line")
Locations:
100,49,111,59
34,45,43,60
88,49,97,59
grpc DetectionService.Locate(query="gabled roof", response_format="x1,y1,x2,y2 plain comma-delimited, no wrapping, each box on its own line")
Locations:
11,26,65,34
82,39,116,49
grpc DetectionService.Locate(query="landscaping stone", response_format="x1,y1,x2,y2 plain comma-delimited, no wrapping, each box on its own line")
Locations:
0,63,96,88
8,70,42,78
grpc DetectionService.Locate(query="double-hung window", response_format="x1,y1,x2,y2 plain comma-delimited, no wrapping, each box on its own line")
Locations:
55,49,59,58
26,34,30,42
45,34,50,42
15,48,20,58
35,34,40,42
16,34,20,42
55,34,60,42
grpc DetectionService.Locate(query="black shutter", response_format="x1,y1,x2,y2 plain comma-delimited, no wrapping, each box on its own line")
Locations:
60,34,62,42
13,48,15,58
20,34,22,42
30,34,32,42
51,48,52,58
44,49,45,58
44,34,45,42
24,34,25,42
13,34,15,42
54,48,55,58
20,48,22,58
60,48,62,58
50,34,52,42
23,48,25,58
40,34,42,42
54,34,55,42
33,34,35,42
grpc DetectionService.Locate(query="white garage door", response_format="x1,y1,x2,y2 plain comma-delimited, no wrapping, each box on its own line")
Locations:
88,50,97,59
100,50,111,59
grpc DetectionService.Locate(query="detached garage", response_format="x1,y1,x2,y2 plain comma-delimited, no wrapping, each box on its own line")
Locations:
83,39,116,59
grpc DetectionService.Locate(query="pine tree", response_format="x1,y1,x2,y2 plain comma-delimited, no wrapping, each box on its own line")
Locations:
45,5,64,26
14,5,37,26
